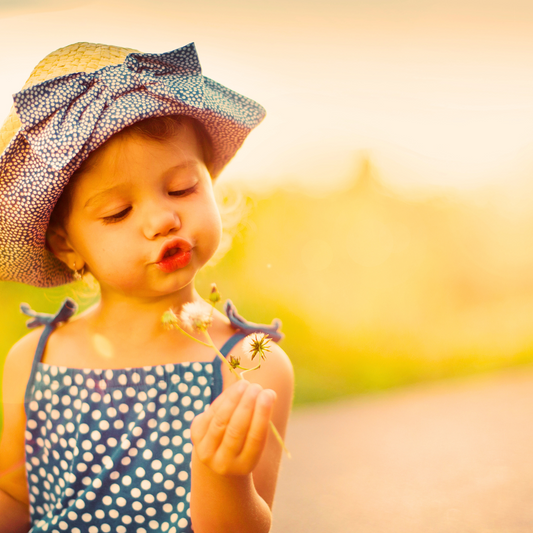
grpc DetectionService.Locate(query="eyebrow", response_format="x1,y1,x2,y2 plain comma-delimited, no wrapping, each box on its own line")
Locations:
83,162,197,209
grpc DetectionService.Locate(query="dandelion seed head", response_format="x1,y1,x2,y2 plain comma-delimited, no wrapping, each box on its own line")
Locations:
179,301,212,332
244,332,271,361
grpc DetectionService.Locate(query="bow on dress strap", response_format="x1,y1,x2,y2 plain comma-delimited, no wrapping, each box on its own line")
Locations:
20,298,77,406
224,300,284,342
20,297,78,328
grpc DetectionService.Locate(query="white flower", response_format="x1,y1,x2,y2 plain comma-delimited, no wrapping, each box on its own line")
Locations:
244,333,271,361
179,302,212,332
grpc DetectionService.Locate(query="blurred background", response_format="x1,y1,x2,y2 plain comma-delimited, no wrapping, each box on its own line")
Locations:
2,0,533,406
3,1,533,529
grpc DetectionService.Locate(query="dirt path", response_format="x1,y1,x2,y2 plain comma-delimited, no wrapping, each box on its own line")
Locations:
272,365,533,533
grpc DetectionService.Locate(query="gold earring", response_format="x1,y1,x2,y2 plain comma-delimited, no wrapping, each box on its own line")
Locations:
73,264,84,281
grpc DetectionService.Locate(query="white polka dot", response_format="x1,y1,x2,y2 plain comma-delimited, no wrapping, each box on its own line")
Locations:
119,404,129,413
181,396,191,407
75,500,85,509
110,483,120,494
68,511,78,520
178,518,188,528
149,520,160,529
132,501,143,511
136,467,146,477
143,449,153,460
165,464,176,475
109,509,119,519
153,472,164,483
157,492,167,502
151,459,162,470
131,488,141,498
117,526,126,533
126,387,136,397
163,503,172,513
173,453,184,464
91,430,101,441
141,479,151,490
144,493,155,504
101,525,111,533
99,420,110,431
171,420,182,431
164,480,175,490
184,411,195,421
183,443,193,453
91,392,101,403
178,470,189,481
107,407,117,417
117,497,127,506
122,475,132,486
176,486,186,497
162,449,172,460
146,375,156,386
103,495,112,505
113,390,123,400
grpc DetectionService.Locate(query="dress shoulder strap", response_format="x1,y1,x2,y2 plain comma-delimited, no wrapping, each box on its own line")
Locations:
21,298,77,407
212,300,284,398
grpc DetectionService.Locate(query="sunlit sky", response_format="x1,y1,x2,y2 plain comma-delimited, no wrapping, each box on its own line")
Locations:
2,0,533,194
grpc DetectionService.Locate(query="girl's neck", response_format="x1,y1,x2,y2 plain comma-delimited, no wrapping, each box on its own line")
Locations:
85,284,203,345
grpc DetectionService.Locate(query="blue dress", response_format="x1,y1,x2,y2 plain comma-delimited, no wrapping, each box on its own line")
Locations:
21,298,282,533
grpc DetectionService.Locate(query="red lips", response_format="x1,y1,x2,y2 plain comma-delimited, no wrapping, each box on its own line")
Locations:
155,237,192,273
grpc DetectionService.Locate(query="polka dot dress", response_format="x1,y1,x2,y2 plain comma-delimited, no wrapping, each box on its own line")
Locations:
22,299,284,533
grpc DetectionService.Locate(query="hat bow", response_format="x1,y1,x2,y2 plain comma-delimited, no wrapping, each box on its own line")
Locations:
13,43,204,170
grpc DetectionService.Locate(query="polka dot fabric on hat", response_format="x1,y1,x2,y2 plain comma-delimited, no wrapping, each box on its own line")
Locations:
0,42,266,288
22,298,284,532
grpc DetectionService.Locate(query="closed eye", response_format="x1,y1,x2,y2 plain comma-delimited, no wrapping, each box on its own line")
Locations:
169,184,198,197
102,206,132,224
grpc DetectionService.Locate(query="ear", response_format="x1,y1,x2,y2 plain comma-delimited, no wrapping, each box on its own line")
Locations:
46,225,85,272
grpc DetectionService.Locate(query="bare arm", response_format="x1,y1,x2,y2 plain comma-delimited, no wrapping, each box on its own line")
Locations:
190,343,294,532
0,329,42,533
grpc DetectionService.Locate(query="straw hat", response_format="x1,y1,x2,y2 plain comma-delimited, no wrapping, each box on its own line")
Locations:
0,42,266,287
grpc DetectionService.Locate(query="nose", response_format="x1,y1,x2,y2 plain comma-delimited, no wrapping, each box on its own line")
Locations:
142,199,181,239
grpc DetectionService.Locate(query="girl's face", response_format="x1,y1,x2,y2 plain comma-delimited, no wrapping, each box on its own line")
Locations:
61,125,222,299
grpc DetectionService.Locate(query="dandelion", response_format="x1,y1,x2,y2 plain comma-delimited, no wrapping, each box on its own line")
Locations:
209,283,221,305
161,309,178,330
179,302,213,332
228,355,242,370
244,333,271,362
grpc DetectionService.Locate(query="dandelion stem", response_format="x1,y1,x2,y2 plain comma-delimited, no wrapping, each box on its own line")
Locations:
171,322,213,348
202,330,241,379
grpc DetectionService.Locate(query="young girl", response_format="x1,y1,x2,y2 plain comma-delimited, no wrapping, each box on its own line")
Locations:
0,42,293,533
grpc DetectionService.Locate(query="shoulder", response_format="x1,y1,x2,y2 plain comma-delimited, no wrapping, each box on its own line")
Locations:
222,338,294,406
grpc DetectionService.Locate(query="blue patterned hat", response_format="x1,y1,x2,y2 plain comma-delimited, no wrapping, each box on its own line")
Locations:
0,42,266,287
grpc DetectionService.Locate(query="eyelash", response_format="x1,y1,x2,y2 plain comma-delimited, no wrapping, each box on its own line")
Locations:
101,184,198,224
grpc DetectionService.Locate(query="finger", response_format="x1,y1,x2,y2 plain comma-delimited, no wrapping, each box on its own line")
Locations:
195,380,249,459
219,383,262,456
239,389,276,465
191,380,238,443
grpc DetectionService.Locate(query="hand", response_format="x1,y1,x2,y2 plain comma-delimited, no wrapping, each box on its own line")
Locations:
191,379,276,477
